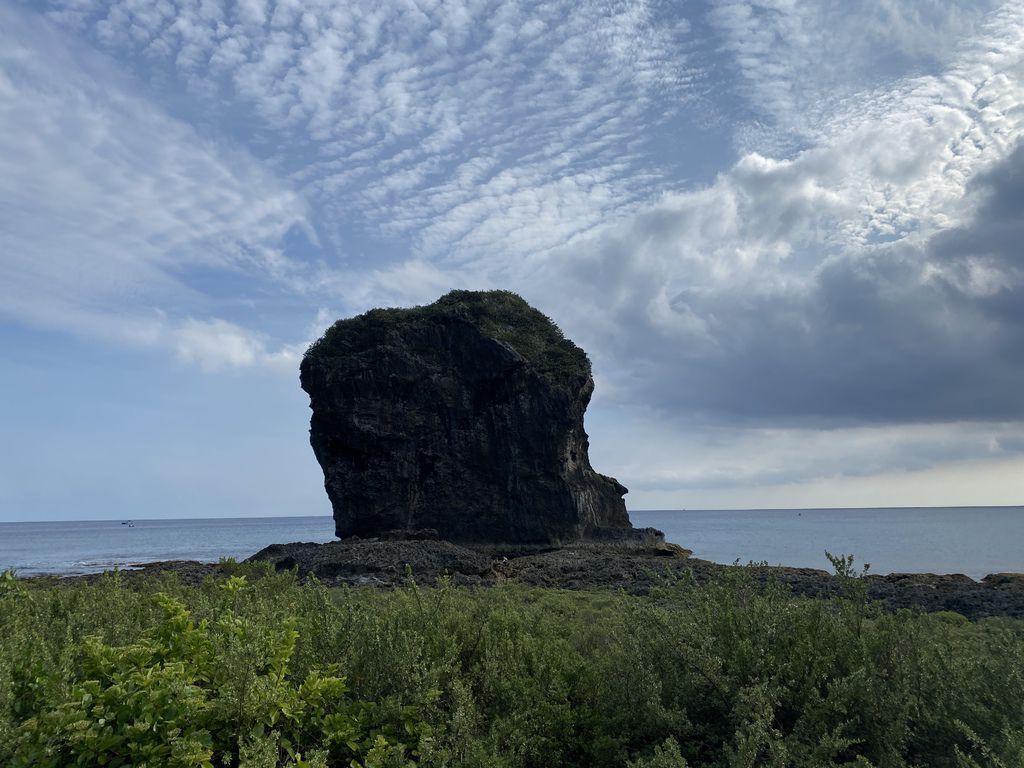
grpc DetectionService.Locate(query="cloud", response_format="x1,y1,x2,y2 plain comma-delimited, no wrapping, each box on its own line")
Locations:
632,452,1024,510
590,411,1024,493
258,0,1016,502
516,4,1024,427
8,0,1024,508
39,0,701,264
172,318,304,373
927,142,1024,291
268,0,1024,435
0,3,308,365
707,0,1003,153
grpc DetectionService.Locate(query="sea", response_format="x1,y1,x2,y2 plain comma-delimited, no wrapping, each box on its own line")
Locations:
1,507,1022,580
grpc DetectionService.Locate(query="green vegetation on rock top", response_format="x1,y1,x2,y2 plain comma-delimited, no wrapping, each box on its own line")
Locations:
304,290,590,383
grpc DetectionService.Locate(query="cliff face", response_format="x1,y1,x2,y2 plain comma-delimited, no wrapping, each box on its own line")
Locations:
300,290,631,544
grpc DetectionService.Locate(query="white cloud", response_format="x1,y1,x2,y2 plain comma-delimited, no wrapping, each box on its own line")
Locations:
0,3,308,366
283,2,1024,327
10,0,1024,508
707,0,1003,153
41,0,701,264
172,317,304,373
636,454,1024,510
507,2,1024,424
583,402,1024,509
591,410,1024,492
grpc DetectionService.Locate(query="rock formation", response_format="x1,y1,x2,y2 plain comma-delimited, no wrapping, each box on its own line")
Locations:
300,289,634,544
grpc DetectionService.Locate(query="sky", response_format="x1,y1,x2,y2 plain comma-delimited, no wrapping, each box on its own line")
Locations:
2,0,1024,522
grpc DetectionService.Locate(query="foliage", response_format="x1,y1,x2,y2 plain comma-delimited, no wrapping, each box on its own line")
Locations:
1,562,1023,767
303,289,590,384
1,573,417,768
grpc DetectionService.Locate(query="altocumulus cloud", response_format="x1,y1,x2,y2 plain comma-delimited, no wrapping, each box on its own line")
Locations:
0,3,312,369
4,0,1024,507
516,3,1024,499
707,0,1003,152
529,3,1024,427
41,0,699,265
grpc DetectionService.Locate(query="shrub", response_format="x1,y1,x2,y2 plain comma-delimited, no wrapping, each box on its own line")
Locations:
304,289,590,385
5,576,417,768
2,563,1023,767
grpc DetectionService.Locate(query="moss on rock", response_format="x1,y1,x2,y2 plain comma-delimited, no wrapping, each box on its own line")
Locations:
305,289,590,385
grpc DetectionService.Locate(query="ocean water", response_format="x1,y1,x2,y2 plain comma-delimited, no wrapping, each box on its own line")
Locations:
1,507,1022,579
632,507,1024,580
0,516,337,577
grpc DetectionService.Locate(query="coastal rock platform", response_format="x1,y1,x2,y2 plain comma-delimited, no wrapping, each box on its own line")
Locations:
35,543,1024,621
233,540,1022,620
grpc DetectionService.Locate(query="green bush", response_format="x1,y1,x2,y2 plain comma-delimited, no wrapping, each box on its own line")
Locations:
2,563,1023,767
3,575,418,768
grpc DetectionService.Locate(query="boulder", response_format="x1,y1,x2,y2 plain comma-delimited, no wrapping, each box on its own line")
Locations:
300,289,636,544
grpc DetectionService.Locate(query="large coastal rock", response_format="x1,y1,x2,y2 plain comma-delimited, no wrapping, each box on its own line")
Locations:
300,290,632,544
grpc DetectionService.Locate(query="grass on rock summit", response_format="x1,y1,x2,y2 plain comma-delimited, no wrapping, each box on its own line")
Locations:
304,290,591,384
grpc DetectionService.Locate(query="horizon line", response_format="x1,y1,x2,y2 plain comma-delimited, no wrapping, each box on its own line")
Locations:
1,503,1022,525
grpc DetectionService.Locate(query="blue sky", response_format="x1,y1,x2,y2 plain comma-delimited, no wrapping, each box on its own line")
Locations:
3,0,1024,522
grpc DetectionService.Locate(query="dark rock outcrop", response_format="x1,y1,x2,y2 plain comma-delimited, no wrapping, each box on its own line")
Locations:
250,540,493,586
243,541,1024,620
38,550,1024,620
300,290,635,544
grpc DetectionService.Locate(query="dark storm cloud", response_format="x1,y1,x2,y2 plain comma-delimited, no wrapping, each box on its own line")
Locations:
546,144,1024,427
929,143,1024,285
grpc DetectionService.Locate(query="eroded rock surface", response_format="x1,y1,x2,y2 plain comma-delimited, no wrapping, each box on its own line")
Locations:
300,290,636,544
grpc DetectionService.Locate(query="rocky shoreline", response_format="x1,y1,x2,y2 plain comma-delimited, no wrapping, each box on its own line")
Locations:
33,539,1024,621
